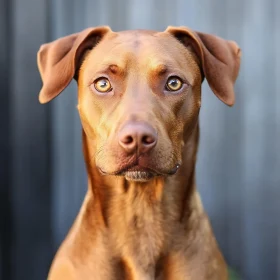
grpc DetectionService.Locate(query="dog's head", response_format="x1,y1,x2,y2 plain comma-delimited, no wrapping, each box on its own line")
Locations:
37,26,241,182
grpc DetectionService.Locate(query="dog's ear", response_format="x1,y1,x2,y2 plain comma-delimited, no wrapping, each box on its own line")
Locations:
37,26,111,104
165,26,241,106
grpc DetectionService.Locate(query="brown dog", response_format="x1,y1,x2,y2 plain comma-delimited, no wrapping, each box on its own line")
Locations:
37,26,241,280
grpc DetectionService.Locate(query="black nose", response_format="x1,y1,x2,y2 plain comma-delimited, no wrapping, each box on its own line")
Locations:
118,122,157,154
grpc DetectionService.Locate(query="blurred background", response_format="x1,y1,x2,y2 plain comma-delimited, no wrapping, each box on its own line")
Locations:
0,0,279,279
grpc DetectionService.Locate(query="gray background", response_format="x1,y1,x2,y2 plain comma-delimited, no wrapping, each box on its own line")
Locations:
0,0,279,279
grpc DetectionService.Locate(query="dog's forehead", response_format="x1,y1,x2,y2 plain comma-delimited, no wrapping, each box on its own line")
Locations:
90,29,193,69
80,30,201,86
105,29,177,51
117,29,158,36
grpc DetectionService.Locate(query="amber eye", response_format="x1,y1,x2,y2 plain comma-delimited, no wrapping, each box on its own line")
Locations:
94,78,112,93
165,76,183,91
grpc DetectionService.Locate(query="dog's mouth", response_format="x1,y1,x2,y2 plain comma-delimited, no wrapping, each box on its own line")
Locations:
99,162,180,182
121,166,156,182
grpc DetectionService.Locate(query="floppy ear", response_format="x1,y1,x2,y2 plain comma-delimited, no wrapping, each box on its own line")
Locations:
37,26,111,104
165,26,241,106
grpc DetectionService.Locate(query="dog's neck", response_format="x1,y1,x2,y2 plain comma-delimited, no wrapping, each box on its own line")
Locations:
80,123,203,274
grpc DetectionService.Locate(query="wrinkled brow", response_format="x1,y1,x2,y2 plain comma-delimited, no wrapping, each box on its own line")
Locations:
149,63,181,76
152,64,168,76
96,64,125,76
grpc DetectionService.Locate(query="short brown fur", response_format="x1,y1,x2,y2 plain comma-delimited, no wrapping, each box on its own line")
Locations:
37,26,241,280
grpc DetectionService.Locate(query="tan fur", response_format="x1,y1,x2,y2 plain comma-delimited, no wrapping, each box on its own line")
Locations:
37,26,241,279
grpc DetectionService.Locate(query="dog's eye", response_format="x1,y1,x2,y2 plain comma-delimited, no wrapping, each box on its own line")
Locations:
165,77,183,91
93,78,112,93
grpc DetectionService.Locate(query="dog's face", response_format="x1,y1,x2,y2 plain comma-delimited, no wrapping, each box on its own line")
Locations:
77,30,202,181
37,26,241,182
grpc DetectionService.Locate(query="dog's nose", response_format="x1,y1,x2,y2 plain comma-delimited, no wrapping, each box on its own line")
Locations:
118,123,157,154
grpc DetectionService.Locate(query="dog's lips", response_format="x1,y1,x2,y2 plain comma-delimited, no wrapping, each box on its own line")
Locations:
125,165,151,172
117,165,156,181
123,169,155,182
98,163,180,181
